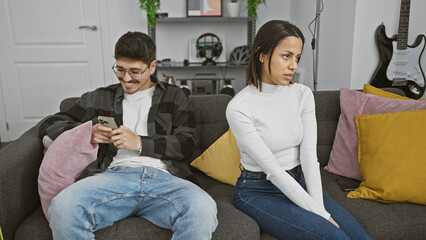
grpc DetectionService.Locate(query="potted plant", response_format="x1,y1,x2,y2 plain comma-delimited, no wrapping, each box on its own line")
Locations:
138,0,161,28
247,0,266,19
227,0,241,17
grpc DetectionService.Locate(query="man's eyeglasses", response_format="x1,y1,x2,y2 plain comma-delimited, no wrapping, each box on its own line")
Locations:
112,63,149,80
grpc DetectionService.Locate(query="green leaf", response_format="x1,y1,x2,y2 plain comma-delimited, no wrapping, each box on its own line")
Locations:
138,0,161,28
247,0,266,19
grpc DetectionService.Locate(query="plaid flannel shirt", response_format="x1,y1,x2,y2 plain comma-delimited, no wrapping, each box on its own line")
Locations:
38,77,197,179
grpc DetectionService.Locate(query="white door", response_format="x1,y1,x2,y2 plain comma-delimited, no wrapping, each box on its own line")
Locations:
0,0,105,141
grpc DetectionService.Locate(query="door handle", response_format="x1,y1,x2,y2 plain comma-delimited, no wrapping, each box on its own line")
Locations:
78,25,97,31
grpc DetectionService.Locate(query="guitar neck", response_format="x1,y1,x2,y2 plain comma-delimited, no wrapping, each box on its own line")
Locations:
397,0,411,50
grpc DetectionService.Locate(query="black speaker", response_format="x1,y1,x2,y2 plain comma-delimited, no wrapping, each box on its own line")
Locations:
220,80,235,97
196,33,223,65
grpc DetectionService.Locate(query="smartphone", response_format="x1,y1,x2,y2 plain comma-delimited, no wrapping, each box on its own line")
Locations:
335,177,361,192
97,116,118,129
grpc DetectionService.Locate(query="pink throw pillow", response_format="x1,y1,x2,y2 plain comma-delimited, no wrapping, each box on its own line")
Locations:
38,121,98,220
325,88,426,180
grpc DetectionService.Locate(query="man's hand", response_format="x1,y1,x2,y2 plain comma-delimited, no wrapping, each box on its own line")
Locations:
91,123,113,144
111,126,142,151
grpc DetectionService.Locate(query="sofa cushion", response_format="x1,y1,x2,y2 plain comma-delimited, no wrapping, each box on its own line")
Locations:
313,91,341,167
363,84,425,101
38,121,98,220
325,88,426,180
191,129,241,186
347,110,426,204
189,95,231,153
321,169,426,240
15,207,173,240
16,172,263,240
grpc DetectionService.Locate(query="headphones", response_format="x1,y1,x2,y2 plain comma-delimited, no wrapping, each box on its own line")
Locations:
196,33,223,59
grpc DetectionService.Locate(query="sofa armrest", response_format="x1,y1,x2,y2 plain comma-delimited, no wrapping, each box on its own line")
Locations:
0,125,44,240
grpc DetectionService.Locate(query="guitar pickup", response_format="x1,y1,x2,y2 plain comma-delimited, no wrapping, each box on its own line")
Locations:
392,79,408,86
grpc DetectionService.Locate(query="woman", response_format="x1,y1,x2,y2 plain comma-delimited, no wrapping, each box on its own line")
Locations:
226,20,371,240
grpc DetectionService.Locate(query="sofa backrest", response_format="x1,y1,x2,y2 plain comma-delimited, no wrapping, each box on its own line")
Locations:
188,94,231,152
59,94,232,155
313,91,341,166
60,92,339,166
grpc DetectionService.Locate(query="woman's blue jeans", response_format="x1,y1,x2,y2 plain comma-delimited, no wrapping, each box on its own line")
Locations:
233,167,372,240
48,166,218,240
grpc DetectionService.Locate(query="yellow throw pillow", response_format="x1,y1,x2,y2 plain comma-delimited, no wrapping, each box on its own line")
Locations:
347,110,426,204
363,84,426,101
190,129,241,186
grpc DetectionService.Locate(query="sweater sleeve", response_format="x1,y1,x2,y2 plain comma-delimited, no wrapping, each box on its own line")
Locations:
38,92,94,140
299,89,329,216
226,96,330,220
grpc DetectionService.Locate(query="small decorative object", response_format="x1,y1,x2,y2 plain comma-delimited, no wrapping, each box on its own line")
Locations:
229,45,250,65
155,12,168,18
138,0,161,28
195,33,223,65
247,0,266,19
220,80,235,97
187,0,222,17
226,0,240,17
189,35,226,64
162,74,175,84
180,80,192,97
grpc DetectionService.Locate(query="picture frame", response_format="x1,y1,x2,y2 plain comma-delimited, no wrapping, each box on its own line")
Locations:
187,0,222,17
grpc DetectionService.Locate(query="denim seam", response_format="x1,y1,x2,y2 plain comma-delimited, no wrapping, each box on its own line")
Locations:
83,193,143,235
236,190,328,240
146,193,184,237
83,221,91,240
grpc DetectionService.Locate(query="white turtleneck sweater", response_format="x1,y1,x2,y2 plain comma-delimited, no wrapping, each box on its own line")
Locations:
110,86,168,172
226,82,330,219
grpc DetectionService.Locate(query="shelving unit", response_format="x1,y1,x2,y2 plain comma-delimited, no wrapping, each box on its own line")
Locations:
148,14,256,56
149,14,254,95
156,62,247,71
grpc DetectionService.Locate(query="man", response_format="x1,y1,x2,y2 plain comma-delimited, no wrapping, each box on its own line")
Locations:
38,32,218,239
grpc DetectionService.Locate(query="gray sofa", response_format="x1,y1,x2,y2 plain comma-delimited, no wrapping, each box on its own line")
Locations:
1,91,426,240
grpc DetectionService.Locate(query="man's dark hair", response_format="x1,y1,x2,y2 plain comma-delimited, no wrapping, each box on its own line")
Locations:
114,31,156,64
247,20,305,91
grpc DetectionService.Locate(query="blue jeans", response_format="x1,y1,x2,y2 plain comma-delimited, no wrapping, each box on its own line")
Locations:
233,167,372,240
48,166,218,240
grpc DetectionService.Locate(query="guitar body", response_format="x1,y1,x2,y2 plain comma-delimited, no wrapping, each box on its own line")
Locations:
371,24,426,99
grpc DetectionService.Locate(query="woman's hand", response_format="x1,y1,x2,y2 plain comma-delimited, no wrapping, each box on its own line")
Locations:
328,216,340,228
111,126,142,151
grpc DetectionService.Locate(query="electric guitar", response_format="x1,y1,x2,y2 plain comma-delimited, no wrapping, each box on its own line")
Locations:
370,0,426,99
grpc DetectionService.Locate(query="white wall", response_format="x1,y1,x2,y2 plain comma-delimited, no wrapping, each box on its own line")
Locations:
0,75,7,142
292,0,357,91
290,0,316,90
317,0,357,91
